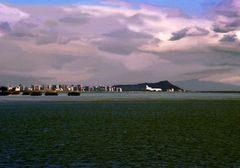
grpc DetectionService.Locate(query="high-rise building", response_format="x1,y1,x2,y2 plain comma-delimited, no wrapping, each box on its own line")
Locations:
32,85,42,91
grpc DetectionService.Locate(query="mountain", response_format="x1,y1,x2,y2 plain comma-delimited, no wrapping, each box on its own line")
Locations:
114,80,183,91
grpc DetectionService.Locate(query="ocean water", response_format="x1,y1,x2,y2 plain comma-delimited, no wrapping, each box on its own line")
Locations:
0,92,240,102
0,93,240,167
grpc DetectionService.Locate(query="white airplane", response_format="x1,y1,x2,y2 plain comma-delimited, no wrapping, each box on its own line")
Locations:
146,85,162,92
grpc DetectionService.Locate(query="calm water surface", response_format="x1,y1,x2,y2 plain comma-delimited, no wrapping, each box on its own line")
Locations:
1,93,240,167
0,92,240,102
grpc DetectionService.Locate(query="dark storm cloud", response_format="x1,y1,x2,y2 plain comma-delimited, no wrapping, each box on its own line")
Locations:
213,19,240,33
170,27,209,41
0,22,11,32
212,0,240,33
213,24,234,33
220,34,237,43
169,28,188,41
188,27,209,36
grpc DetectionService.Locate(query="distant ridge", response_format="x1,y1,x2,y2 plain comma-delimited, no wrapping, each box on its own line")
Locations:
114,80,183,91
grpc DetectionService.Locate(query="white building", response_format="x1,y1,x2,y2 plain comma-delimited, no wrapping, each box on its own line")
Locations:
146,85,162,92
15,86,21,92
7,85,13,91
167,88,175,92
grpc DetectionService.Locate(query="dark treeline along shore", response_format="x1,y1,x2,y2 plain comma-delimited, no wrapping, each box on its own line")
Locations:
0,100,240,167
0,86,81,96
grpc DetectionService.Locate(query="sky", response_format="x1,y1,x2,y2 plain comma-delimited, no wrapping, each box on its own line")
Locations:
1,0,221,15
0,0,240,90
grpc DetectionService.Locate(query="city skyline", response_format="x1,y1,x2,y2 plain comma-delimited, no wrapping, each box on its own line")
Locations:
0,0,240,91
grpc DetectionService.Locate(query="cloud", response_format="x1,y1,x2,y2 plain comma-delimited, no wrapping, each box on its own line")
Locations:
94,28,153,55
213,19,240,33
169,28,188,41
104,28,152,39
199,69,240,86
170,27,209,41
59,15,89,25
0,4,29,36
215,10,238,18
138,3,186,18
95,38,143,55
0,22,11,32
0,74,44,86
220,34,238,43
125,13,159,26
213,24,235,33
0,1,239,89
0,3,29,23
100,0,131,8
212,0,240,33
